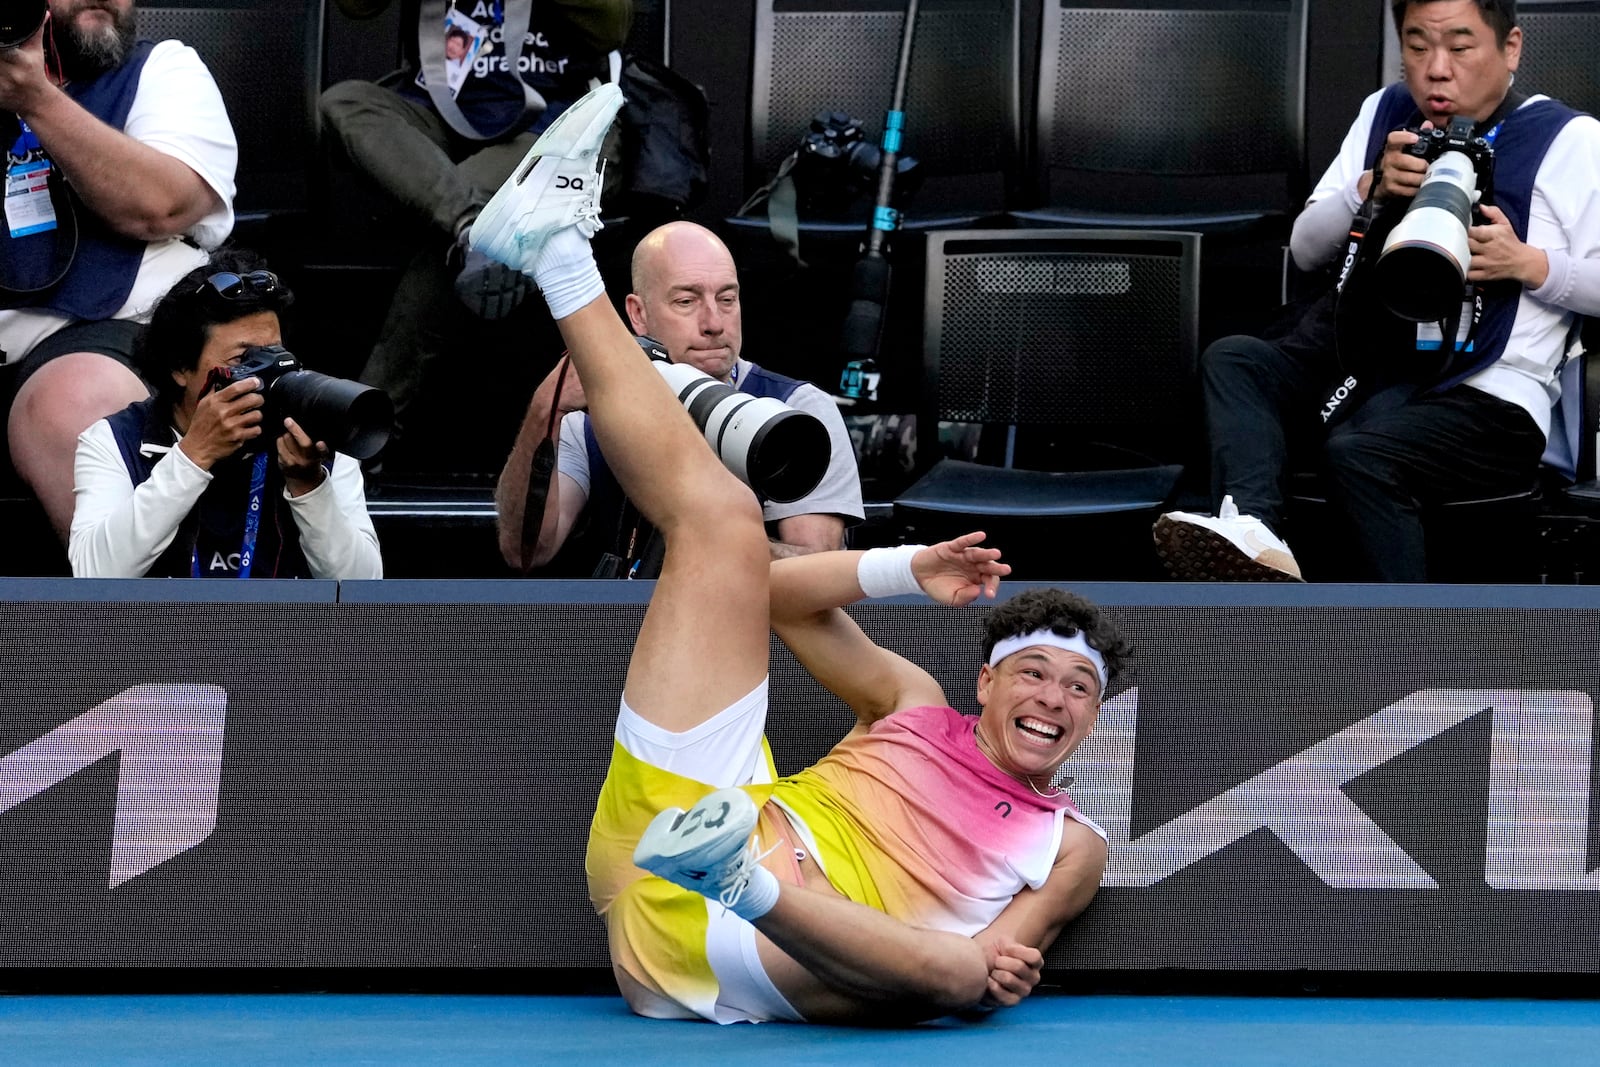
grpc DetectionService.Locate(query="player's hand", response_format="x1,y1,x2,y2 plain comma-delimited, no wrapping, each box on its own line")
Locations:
277,416,330,496
1364,124,1431,202
178,377,264,470
913,532,1010,606
1468,204,1549,287
977,937,1044,1008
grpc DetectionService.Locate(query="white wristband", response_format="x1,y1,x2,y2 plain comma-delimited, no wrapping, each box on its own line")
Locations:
857,545,926,599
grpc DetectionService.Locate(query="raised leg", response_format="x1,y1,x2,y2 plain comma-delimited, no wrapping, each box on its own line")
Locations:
474,87,769,733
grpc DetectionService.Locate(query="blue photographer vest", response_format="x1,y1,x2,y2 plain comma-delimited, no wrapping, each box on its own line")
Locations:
577,363,807,570
105,398,331,579
0,41,154,317
1360,82,1582,391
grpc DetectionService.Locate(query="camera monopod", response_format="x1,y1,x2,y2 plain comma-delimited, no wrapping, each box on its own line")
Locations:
837,0,919,388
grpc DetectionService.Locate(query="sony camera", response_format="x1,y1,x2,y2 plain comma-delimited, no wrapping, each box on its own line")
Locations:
1372,115,1496,322
792,111,920,213
0,0,47,49
636,336,829,503
204,344,393,460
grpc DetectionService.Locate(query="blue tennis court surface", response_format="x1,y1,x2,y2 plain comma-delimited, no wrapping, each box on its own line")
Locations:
6,993,1600,1066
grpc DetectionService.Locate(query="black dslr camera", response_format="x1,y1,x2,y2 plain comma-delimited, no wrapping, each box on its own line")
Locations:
0,0,47,49
1401,116,1497,204
792,111,920,213
204,344,393,460
1371,114,1498,323
1402,116,1496,196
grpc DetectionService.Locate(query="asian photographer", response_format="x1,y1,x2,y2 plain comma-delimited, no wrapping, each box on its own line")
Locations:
1153,0,1600,583
67,250,383,579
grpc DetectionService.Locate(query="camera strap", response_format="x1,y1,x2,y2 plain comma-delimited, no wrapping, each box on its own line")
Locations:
736,150,806,267
516,354,570,575
190,452,268,578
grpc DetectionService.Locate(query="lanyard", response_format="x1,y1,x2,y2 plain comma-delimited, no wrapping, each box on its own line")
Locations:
191,452,269,578
8,120,42,159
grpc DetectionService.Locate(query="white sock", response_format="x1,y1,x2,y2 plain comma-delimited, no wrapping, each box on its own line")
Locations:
728,862,780,922
532,226,604,320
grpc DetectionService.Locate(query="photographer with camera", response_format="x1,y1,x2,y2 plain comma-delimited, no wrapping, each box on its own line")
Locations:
67,250,383,579
496,220,863,576
1154,0,1600,583
1,0,238,543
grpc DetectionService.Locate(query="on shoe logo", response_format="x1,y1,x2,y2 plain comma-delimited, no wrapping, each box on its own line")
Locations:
0,685,227,888
679,799,732,838
556,175,585,191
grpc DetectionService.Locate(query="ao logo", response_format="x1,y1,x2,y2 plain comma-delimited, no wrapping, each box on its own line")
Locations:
1062,688,1600,891
0,685,226,888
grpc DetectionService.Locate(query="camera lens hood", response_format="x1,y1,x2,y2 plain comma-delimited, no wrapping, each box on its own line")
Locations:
0,0,48,50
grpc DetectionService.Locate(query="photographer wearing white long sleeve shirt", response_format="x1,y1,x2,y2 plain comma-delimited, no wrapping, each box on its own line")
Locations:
68,250,382,579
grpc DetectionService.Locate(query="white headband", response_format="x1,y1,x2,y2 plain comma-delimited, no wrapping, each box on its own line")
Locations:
988,629,1108,692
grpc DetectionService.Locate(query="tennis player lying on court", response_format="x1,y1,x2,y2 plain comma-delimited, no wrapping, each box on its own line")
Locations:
471,83,1131,1025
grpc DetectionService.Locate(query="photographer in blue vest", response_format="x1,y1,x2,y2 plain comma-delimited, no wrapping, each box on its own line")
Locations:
318,0,631,468
67,249,382,579
1154,0,1600,582
496,221,864,576
0,0,237,543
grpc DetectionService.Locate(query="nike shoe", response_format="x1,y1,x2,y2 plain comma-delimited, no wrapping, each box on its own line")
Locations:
632,787,764,911
1152,494,1304,581
468,83,624,275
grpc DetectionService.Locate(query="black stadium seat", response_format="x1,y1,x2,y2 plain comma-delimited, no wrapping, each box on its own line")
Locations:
136,1,323,227
892,229,1202,580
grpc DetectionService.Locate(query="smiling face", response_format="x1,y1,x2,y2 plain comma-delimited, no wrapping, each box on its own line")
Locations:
973,645,1103,787
1399,0,1521,127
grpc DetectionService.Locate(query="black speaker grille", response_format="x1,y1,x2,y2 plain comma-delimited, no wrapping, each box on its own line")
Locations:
759,1,1014,179
1049,7,1293,174
137,6,312,212
1518,11,1600,117
936,249,1186,428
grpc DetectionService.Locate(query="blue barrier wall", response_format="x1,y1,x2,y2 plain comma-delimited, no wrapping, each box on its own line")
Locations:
2,580,1596,984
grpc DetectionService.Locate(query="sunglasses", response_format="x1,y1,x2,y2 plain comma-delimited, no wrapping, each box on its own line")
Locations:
196,270,281,301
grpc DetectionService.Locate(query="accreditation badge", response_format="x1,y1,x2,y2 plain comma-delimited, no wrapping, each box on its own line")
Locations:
5,120,57,238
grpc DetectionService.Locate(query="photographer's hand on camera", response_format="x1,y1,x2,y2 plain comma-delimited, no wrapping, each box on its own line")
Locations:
277,417,331,497
178,377,264,471
1467,204,1550,288
0,24,51,115
1360,125,1433,202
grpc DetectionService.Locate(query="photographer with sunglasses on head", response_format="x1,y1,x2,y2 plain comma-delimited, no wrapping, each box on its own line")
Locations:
67,249,382,579
2,1,238,544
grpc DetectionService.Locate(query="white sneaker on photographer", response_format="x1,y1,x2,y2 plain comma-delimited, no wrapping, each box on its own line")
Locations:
1152,494,1304,582
468,84,624,275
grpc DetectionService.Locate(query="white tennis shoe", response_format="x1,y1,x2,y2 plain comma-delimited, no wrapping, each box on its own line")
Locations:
632,787,764,912
468,83,624,275
1152,494,1304,581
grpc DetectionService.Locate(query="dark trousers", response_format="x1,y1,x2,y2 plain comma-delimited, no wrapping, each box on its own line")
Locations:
1201,332,1546,581
318,80,541,457
318,79,539,240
